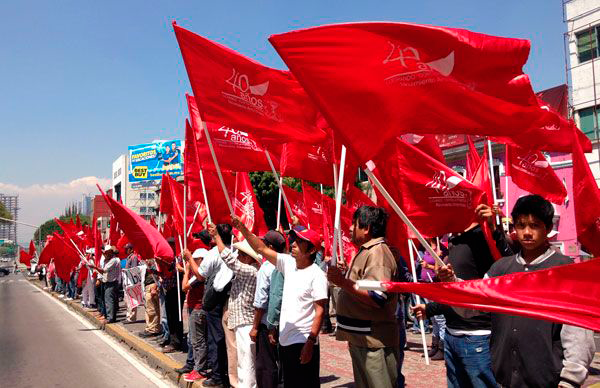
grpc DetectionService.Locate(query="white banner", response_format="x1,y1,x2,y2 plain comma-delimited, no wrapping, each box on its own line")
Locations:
122,265,146,309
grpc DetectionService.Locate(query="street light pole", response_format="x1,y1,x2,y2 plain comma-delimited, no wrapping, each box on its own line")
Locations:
0,217,42,257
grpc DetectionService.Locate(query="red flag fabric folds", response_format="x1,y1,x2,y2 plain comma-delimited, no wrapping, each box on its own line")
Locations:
19,249,32,267
345,185,376,213
302,182,326,234
98,185,174,261
400,134,446,165
173,23,327,146
233,172,268,240
280,141,334,185
506,145,567,205
270,22,590,163
282,185,309,228
572,132,600,256
466,136,481,181
379,258,600,331
28,240,36,258
373,139,484,237
52,232,82,282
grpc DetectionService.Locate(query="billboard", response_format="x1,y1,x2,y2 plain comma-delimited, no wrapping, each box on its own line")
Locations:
128,140,183,182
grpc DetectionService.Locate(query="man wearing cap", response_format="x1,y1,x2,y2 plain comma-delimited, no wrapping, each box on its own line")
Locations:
250,230,286,388
327,206,399,388
91,246,121,324
233,215,327,388
124,243,140,323
209,223,262,388
81,249,96,309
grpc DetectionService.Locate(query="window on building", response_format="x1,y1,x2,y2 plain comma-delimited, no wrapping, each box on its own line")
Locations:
576,26,599,63
578,105,599,140
147,193,155,200
140,206,147,214
139,192,146,200
452,166,467,178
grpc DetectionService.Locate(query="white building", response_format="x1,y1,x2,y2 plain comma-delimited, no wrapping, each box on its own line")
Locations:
564,0,600,182
111,154,159,220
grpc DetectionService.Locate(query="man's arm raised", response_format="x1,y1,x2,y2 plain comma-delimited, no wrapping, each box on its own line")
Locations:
231,215,278,266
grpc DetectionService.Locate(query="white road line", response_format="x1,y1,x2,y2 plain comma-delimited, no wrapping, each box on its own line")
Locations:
26,281,174,388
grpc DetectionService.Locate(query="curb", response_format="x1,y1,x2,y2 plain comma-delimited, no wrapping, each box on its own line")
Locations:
27,278,203,388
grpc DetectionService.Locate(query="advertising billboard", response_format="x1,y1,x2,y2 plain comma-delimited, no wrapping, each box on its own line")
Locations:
128,140,183,183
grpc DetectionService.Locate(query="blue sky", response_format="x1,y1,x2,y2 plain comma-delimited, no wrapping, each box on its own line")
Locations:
0,0,567,240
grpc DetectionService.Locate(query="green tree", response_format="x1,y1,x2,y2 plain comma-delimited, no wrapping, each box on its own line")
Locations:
0,202,12,221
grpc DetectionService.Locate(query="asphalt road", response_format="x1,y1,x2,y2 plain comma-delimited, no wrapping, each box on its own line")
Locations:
0,273,174,388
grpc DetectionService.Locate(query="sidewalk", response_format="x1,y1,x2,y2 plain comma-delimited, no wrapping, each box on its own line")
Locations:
28,276,600,387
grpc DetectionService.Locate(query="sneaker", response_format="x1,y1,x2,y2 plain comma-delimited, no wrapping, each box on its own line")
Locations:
58,295,65,298
174,365,194,374
183,370,204,382
161,344,179,353
65,297,73,301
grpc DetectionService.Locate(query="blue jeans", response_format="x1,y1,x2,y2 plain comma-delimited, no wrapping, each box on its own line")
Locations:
432,315,446,343
444,331,496,388
159,288,169,342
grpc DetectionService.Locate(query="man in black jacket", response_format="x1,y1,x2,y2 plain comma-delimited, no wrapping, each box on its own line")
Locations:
438,195,595,387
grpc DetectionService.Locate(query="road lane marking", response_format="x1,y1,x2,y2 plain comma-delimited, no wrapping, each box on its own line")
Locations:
26,280,174,388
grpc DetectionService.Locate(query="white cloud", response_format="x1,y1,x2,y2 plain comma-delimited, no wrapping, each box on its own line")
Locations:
0,176,110,245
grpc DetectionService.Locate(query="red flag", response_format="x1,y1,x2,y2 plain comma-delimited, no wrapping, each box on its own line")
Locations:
52,232,82,282
161,215,175,241
466,136,481,181
372,139,484,237
116,234,130,259
76,214,82,230
165,174,203,237
301,181,326,234
233,172,268,240
282,184,310,228
173,23,327,146
400,134,446,165
93,219,102,267
280,141,334,185
572,131,600,256
159,174,173,215
184,119,206,206
269,22,590,162
28,240,36,258
380,258,600,332
98,185,174,261
506,145,567,205
150,217,158,229
55,218,79,239
19,249,32,267
200,170,236,224
321,193,357,262
38,236,56,266
345,185,376,213
108,214,120,246
77,263,88,288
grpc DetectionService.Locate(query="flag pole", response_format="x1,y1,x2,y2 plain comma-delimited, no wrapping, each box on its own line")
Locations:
187,203,202,237
264,150,294,219
408,239,430,365
332,146,347,266
176,236,184,322
183,184,187,251
200,119,234,215
276,177,283,230
199,168,212,225
486,139,501,226
364,167,445,268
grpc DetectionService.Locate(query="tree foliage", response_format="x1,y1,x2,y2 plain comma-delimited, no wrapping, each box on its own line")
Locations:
33,214,90,242
0,202,12,221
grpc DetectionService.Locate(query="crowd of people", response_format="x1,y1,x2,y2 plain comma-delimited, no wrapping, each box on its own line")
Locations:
36,195,596,388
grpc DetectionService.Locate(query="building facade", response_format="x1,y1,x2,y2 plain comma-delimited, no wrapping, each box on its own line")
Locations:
0,194,19,243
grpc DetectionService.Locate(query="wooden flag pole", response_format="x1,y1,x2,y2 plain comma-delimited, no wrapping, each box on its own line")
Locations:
264,150,294,220
200,120,234,215
199,168,212,224
486,139,501,226
176,236,184,322
408,239,430,365
364,167,445,268
187,203,202,238
332,146,347,266
183,185,187,251
504,147,510,233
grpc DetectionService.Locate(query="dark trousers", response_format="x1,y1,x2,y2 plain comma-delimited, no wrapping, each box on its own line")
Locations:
96,282,106,317
255,324,279,388
205,306,228,384
280,342,320,388
165,286,184,349
104,281,118,322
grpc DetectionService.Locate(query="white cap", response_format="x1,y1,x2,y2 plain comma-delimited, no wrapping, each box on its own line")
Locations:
192,248,210,259
233,240,261,263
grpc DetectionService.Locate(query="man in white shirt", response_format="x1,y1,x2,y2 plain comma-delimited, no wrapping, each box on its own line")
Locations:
233,215,327,388
92,246,121,323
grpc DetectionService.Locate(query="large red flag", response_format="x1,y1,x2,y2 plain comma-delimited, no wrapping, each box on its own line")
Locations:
506,145,567,205
466,136,481,181
282,185,309,228
159,174,173,215
98,185,174,261
232,172,268,240
321,193,357,263
373,139,484,237
572,131,600,256
378,257,600,332
269,22,590,162
165,174,203,237
173,23,327,146
52,232,82,282
108,214,120,246
38,236,56,266
92,219,102,267
19,249,32,267
28,240,36,258
280,141,334,185
184,119,206,206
